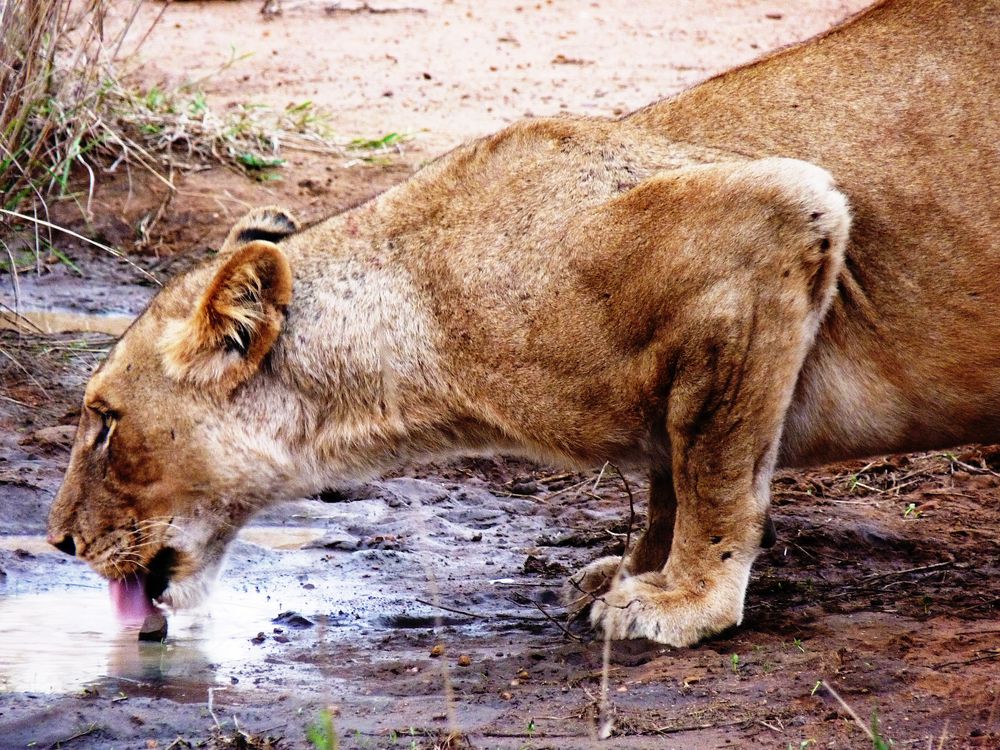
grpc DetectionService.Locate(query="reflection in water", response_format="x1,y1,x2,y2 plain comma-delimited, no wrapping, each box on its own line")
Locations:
237,527,327,550
0,583,308,695
0,309,134,336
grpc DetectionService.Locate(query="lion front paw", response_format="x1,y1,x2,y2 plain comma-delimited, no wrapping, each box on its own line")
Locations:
562,556,627,615
589,572,742,647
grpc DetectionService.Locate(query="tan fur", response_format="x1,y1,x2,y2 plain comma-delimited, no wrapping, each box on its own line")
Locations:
48,0,998,645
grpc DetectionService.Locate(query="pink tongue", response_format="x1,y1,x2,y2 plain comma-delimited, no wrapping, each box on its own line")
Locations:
109,573,157,625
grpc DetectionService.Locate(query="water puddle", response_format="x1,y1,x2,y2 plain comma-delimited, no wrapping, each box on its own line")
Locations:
0,583,323,695
0,521,508,698
0,531,337,695
0,308,134,336
238,527,327,550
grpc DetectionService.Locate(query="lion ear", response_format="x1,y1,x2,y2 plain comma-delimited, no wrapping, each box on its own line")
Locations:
160,241,293,392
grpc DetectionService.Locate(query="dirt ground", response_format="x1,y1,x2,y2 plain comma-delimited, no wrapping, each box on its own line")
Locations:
4,1,999,748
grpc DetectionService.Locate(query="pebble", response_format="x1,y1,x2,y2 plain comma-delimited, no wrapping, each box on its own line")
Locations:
457,654,471,667
272,611,315,629
430,643,445,658
138,613,168,642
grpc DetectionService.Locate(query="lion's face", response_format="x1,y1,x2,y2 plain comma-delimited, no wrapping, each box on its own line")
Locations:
47,209,299,609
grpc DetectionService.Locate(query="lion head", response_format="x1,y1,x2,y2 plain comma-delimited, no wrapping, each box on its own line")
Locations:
46,207,303,610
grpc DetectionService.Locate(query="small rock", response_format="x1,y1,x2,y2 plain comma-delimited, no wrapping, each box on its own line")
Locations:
522,554,567,576
517,669,529,680
509,480,538,495
500,691,513,700
457,654,471,667
308,535,359,551
272,611,314,629
250,632,267,645
274,634,290,644
138,613,168,642
430,643,445,658
296,178,328,197
551,53,592,65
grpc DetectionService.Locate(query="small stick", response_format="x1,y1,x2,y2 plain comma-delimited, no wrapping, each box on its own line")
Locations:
597,630,614,739
507,594,584,642
413,597,549,622
412,598,481,619
0,208,161,285
822,681,874,742
543,477,594,502
935,649,1000,670
207,686,226,730
536,471,574,484
610,464,637,556
862,561,952,581
326,2,427,14
651,719,748,735
936,719,950,750
49,723,98,748
423,565,459,738
592,461,609,492
593,464,639,743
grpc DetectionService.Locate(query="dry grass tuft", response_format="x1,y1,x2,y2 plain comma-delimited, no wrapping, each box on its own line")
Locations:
1,0,131,218
0,0,406,227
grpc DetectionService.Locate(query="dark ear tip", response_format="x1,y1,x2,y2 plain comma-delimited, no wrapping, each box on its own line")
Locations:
225,206,299,251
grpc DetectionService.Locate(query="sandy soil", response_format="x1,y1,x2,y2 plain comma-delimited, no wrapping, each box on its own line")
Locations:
5,1,999,749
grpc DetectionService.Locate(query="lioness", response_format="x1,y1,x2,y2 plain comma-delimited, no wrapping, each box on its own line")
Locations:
47,0,998,646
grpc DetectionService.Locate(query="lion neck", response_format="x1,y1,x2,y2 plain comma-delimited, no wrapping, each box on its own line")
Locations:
244,211,495,491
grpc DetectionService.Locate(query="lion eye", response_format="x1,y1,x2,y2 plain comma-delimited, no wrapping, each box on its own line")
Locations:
94,410,117,448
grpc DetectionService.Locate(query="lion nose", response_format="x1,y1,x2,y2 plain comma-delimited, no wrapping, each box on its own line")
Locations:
48,533,77,557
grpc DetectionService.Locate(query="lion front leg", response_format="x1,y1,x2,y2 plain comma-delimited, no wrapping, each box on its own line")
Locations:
590,380,785,645
578,157,848,645
592,287,826,645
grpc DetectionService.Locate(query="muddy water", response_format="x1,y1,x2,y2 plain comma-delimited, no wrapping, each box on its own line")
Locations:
0,585,312,695
0,528,332,696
